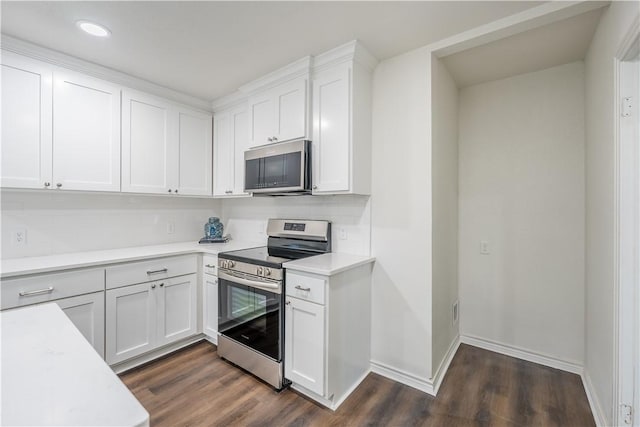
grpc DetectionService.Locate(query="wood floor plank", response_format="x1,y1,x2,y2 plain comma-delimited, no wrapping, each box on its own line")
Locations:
120,342,595,427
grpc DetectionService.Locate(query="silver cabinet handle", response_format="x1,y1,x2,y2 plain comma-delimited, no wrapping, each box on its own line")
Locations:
151,284,156,289
205,264,216,268
295,285,311,292
44,182,51,188
174,189,178,194
312,185,318,190
19,286,54,297
272,136,278,141
168,189,172,193
56,183,62,188
147,268,168,275
159,283,164,287
286,300,291,305
267,137,273,142
225,190,232,194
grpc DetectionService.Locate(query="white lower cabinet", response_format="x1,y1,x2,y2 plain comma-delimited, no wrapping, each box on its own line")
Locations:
202,255,218,342
55,292,105,359
285,297,325,395
284,264,372,409
105,273,197,365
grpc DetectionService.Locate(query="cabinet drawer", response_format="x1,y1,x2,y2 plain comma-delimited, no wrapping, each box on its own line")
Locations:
1,268,104,310
286,271,326,305
203,255,218,276
106,255,196,289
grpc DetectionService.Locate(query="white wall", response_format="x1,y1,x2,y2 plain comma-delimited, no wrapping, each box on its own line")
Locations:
1,191,220,258
430,54,459,375
220,195,371,255
370,46,433,382
458,61,586,366
584,2,640,424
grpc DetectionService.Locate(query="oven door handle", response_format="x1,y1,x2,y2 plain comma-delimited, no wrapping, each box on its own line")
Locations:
218,270,281,293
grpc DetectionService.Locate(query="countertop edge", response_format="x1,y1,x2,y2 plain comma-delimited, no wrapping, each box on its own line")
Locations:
283,255,375,276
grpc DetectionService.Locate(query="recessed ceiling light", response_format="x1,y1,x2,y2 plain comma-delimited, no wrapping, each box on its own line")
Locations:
77,20,111,37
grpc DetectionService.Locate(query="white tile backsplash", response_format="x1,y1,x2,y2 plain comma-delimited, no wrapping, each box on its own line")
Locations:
1,191,221,259
1,191,371,259
221,195,371,255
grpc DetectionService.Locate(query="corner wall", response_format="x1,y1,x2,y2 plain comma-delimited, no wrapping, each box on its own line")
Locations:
430,55,460,377
458,61,586,368
584,2,640,424
370,46,434,384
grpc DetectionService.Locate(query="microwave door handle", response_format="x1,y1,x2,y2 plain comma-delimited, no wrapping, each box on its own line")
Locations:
218,270,280,292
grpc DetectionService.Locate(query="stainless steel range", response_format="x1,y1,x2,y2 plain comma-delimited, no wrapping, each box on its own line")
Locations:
217,219,331,389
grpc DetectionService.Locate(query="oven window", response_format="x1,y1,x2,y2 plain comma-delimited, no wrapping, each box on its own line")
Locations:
218,277,282,361
245,151,302,190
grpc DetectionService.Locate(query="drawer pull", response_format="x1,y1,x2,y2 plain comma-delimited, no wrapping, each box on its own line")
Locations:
146,268,168,275
19,287,54,297
205,264,216,268
295,285,311,292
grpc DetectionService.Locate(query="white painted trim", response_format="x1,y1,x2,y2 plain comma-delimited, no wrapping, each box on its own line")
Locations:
331,369,371,410
460,334,584,375
370,360,435,396
238,56,311,94
290,383,335,408
0,35,211,111
111,335,204,374
428,1,608,57
431,335,461,395
312,40,378,73
582,370,608,427
210,90,247,112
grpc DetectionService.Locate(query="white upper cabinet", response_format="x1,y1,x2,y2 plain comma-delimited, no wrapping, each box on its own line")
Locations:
213,101,249,197
242,57,311,148
53,70,121,192
122,90,213,196
177,108,212,195
1,53,121,192
311,41,377,195
0,53,52,189
122,90,175,194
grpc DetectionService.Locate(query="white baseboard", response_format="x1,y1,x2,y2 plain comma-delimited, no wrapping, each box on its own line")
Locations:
370,360,436,396
431,335,461,394
581,370,608,427
460,334,583,374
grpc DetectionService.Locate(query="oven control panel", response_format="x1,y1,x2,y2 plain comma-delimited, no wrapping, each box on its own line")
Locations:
218,258,283,281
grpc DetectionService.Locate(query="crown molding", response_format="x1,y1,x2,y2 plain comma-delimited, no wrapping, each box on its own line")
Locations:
238,56,311,94
0,35,212,112
210,90,248,112
312,39,378,74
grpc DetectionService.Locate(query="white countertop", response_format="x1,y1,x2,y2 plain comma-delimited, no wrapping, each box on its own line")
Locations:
0,303,149,427
1,240,261,278
283,253,375,276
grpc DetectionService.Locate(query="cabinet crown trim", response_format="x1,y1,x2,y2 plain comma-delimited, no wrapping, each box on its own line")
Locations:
211,90,248,112
1,35,211,111
312,40,378,73
238,56,311,95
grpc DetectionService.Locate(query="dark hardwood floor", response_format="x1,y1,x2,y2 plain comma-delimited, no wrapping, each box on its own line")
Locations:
120,342,595,427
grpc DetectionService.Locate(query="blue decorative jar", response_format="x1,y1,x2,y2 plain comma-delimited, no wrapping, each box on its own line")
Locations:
205,217,223,239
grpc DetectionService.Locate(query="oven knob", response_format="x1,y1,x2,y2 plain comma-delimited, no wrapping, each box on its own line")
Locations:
257,266,263,275
221,260,228,269
228,260,235,268
264,268,271,276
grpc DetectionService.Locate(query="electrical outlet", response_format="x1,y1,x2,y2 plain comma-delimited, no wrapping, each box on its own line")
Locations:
166,222,175,234
12,228,27,246
338,228,348,240
480,240,490,255
453,300,459,324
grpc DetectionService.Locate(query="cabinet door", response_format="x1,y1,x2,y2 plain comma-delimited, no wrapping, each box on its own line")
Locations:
312,65,350,193
231,107,249,195
213,112,235,196
275,77,307,143
56,292,105,359
53,70,120,191
177,108,212,196
203,274,218,341
248,91,275,147
106,282,156,364
156,274,197,347
0,53,52,189
122,90,176,194
285,297,325,396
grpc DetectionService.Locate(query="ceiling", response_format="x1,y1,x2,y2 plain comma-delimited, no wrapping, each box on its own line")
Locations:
441,7,605,87
1,1,544,102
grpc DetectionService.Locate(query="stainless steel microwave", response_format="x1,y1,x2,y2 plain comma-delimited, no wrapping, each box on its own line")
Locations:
244,139,311,195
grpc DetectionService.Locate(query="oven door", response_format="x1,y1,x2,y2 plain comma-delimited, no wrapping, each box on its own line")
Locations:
218,271,283,361
244,139,310,193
